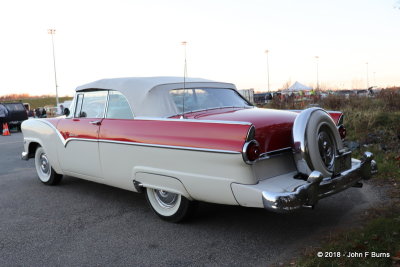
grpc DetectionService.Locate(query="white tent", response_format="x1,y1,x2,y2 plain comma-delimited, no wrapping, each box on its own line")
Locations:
287,81,312,91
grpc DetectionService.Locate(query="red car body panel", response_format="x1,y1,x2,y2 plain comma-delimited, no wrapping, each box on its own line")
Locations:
98,119,250,152
52,107,342,155
172,108,298,153
171,107,343,153
289,110,342,125
57,118,101,141
54,117,250,152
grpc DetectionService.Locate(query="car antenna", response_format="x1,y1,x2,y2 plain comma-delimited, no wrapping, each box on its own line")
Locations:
180,41,187,119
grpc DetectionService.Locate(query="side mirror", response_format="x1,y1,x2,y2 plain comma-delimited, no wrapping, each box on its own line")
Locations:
63,108,70,116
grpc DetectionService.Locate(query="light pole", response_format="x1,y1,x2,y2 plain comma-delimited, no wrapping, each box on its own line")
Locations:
365,62,369,89
265,50,270,92
315,56,319,90
373,72,376,86
48,29,59,110
180,41,187,119
181,41,187,81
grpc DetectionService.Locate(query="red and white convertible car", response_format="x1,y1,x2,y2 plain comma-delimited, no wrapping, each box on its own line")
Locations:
21,77,377,222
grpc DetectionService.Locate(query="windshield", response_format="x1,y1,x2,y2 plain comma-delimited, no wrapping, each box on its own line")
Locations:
170,88,252,114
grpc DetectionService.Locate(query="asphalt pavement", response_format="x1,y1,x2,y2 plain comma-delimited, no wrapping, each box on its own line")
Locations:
0,132,381,266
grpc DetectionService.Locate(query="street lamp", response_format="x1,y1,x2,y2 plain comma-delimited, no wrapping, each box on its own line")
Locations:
365,62,369,89
48,29,59,110
265,50,270,92
315,56,319,90
181,41,187,80
180,41,188,119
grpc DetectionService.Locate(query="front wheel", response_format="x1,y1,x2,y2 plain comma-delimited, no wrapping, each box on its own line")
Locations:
145,188,197,222
34,146,63,185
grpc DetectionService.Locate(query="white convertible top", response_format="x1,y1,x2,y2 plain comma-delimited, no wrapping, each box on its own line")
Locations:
76,76,236,117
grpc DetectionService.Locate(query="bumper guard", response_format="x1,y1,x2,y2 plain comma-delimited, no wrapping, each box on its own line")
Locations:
262,152,377,212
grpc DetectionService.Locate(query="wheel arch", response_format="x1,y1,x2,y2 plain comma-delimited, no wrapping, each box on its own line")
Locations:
133,171,193,200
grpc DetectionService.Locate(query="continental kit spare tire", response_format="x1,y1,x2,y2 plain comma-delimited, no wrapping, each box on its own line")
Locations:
292,108,344,178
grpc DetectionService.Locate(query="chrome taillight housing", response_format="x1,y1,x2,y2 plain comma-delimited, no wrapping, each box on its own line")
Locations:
242,125,261,164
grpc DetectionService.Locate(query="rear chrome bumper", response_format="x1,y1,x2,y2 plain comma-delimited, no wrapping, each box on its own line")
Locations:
231,152,377,212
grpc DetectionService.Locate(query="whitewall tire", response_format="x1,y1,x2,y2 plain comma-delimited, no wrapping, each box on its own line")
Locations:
145,188,197,222
34,146,63,185
305,110,344,177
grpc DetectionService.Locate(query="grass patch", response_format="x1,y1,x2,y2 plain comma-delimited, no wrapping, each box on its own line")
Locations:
2,96,73,110
296,208,400,267
262,92,400,266
21,96,73,109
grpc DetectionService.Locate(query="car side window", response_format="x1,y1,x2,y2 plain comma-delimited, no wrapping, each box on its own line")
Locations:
75,91,108,118
106,91,134,119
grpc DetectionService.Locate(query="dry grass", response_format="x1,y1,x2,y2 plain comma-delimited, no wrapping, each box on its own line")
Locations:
265,91,400,266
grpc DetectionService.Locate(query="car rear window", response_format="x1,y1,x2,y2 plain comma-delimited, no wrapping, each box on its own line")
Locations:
4,103,25,111
169,88,251,113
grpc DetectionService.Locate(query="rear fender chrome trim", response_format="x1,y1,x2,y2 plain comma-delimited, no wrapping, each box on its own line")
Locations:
97,139,240,154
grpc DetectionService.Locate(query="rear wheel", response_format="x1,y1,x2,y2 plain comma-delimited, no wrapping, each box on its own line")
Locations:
34,146,63,185
145,188,197,222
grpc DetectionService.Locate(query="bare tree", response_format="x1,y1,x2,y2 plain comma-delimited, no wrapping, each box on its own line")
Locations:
281,79,292,90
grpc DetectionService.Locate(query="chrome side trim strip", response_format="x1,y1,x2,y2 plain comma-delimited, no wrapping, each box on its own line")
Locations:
35,118,242,154
259,147,292,159
96,139,241,154
65,138,98,146
134,117,252,126
64,137,240,154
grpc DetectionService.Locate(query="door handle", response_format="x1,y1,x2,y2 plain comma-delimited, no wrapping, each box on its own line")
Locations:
89,120,102,125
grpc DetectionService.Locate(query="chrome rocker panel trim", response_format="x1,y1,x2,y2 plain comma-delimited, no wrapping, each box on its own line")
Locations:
262,152,377,213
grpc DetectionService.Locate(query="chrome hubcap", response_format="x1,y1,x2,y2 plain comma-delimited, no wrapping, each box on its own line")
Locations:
154,190,178,208
40,153,50,175
318,129,335,170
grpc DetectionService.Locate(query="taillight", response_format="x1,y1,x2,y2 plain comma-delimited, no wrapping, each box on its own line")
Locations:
338,125,346,139
243,140,261,164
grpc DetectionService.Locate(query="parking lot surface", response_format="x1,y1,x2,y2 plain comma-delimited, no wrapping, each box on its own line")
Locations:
0,132,379,266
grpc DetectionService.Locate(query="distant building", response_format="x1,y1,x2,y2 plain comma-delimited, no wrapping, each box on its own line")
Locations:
238,89,255,104
253,92,273,105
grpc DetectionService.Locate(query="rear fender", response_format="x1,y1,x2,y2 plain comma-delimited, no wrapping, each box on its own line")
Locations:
21,119,64,175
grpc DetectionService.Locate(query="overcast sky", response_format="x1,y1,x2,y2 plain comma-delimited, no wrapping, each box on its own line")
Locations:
0,0,399,96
